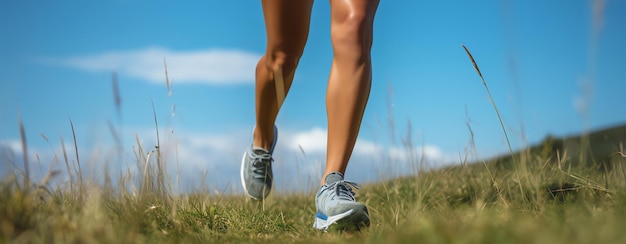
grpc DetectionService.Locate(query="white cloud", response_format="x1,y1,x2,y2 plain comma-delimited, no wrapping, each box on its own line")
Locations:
1,125,456,193
387,144,445,162
282,126,452,168
286,127,385,158
388,146,407,161
288,127,327,154
42,47,261,85
353,139,384,157
422,145,444,160
167,132,241,169
0,139,22,154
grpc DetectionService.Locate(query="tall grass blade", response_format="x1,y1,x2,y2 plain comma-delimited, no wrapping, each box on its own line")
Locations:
112,72,122,118
60,137,74,192
164,58,172,97
151,100,167,199
18,111,30,189
461,44,525,199
461,44,515,158
69,117,83,187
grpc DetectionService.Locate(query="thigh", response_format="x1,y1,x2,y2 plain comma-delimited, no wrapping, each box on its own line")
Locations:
261,0,314,56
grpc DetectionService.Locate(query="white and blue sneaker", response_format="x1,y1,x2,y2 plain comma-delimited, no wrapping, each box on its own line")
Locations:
313,172,370,231
240,125,278,200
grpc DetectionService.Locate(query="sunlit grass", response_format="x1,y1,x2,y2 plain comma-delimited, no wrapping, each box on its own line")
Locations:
3,88,626,242
2,137,625,243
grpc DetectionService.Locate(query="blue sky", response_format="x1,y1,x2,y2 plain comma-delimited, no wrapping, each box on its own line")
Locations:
1,0,625,193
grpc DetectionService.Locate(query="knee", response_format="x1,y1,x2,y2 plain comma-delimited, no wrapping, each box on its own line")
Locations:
331,10,374,61
263,48,303,73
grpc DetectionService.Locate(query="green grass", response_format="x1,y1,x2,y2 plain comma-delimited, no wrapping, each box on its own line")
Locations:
2,136,626,243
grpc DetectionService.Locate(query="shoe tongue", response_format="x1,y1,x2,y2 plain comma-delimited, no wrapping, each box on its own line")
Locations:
324,172,344,185
252,146,270,155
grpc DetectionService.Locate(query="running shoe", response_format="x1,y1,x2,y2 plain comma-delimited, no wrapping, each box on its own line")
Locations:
240,125,278,200
313,172,370,231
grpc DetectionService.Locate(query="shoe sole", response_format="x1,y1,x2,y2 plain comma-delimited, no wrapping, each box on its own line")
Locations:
313,207,370,231
240,150,260,200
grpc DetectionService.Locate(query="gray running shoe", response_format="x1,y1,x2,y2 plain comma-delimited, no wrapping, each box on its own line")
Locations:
240,125,278,200
313,172,370,231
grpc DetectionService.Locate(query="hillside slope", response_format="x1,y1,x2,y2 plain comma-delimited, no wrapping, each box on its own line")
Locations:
479,123,626,171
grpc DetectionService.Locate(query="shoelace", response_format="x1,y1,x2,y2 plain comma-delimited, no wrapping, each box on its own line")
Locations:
250,151,273,179
326,180,360,201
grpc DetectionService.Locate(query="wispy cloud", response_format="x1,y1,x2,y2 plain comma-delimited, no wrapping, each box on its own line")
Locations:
284,127,446,161
286,127,385,157
288,127,327,153
0,139,22,154
280,127,458,183
41,47,261,85
388,144,445,162
2,126,455,193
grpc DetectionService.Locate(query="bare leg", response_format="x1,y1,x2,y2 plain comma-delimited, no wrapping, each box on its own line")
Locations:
254,0,314,150
323,0,380,183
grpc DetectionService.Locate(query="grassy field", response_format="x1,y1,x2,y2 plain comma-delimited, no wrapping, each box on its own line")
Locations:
2,123,626,243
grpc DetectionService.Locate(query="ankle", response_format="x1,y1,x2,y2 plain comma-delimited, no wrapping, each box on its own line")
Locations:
321,171,345,186
253,125,274,151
